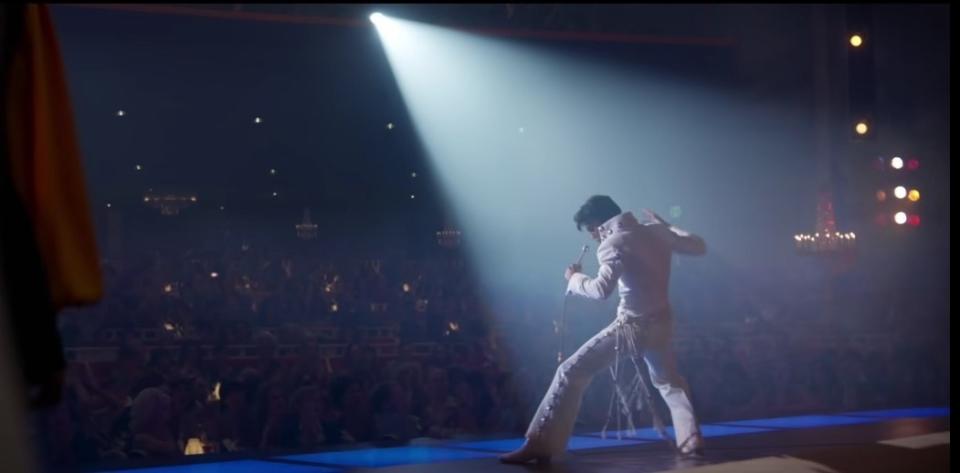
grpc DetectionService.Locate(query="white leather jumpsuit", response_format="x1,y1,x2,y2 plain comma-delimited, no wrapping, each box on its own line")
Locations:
524,211,705,455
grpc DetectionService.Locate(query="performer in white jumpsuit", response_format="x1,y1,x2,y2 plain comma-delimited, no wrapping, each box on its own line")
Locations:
501,195,705,463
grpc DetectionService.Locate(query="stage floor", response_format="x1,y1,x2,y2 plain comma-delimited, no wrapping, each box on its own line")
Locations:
99,407,950,473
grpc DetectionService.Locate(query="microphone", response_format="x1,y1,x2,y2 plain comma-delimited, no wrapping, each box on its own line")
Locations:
559,244,590,363
564,245,590,296
575,244,589,266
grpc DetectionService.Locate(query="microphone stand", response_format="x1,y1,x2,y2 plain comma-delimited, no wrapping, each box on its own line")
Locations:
558,244,589,364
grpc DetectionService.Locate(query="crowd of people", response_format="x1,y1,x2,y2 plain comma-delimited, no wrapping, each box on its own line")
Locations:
33,234,948,470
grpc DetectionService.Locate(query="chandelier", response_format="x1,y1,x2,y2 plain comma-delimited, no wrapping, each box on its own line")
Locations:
794,191,856,254
143,193,197,216
296,208,318,240
436,226,462,249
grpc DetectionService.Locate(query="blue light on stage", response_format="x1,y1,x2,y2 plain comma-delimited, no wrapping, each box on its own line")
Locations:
101,409,948,472
278,446,496,467
448,435,648,453
840,407,950,419
587,423,775,440
714,414,879,429
566,435,650,450
446,437,525,452
102,460,337,473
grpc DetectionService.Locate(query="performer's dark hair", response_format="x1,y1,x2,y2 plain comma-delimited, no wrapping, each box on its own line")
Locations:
574,195,622,231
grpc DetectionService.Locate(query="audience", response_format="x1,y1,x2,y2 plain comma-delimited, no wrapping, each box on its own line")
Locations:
30,235,948,470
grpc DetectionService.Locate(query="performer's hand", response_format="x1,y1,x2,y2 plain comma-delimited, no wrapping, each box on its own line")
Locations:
641,208,667,225
564,264,582,281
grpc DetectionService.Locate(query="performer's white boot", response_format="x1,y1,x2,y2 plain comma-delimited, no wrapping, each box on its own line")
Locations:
498,440,551,464
678,432,704,457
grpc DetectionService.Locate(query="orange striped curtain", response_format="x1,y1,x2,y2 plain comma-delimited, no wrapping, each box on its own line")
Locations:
6,4,102,309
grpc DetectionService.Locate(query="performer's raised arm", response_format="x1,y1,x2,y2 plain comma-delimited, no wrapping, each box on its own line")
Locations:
565,242,623,300
642,209,707,256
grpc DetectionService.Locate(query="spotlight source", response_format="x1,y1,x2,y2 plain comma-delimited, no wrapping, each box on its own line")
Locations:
855,121,869,135
370,12,385,25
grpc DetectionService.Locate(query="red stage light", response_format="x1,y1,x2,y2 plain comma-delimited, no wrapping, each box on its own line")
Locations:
908,215,921,226
906,159,920,171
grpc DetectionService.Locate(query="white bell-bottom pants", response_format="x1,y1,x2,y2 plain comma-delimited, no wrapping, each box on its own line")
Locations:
524,314,701,455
